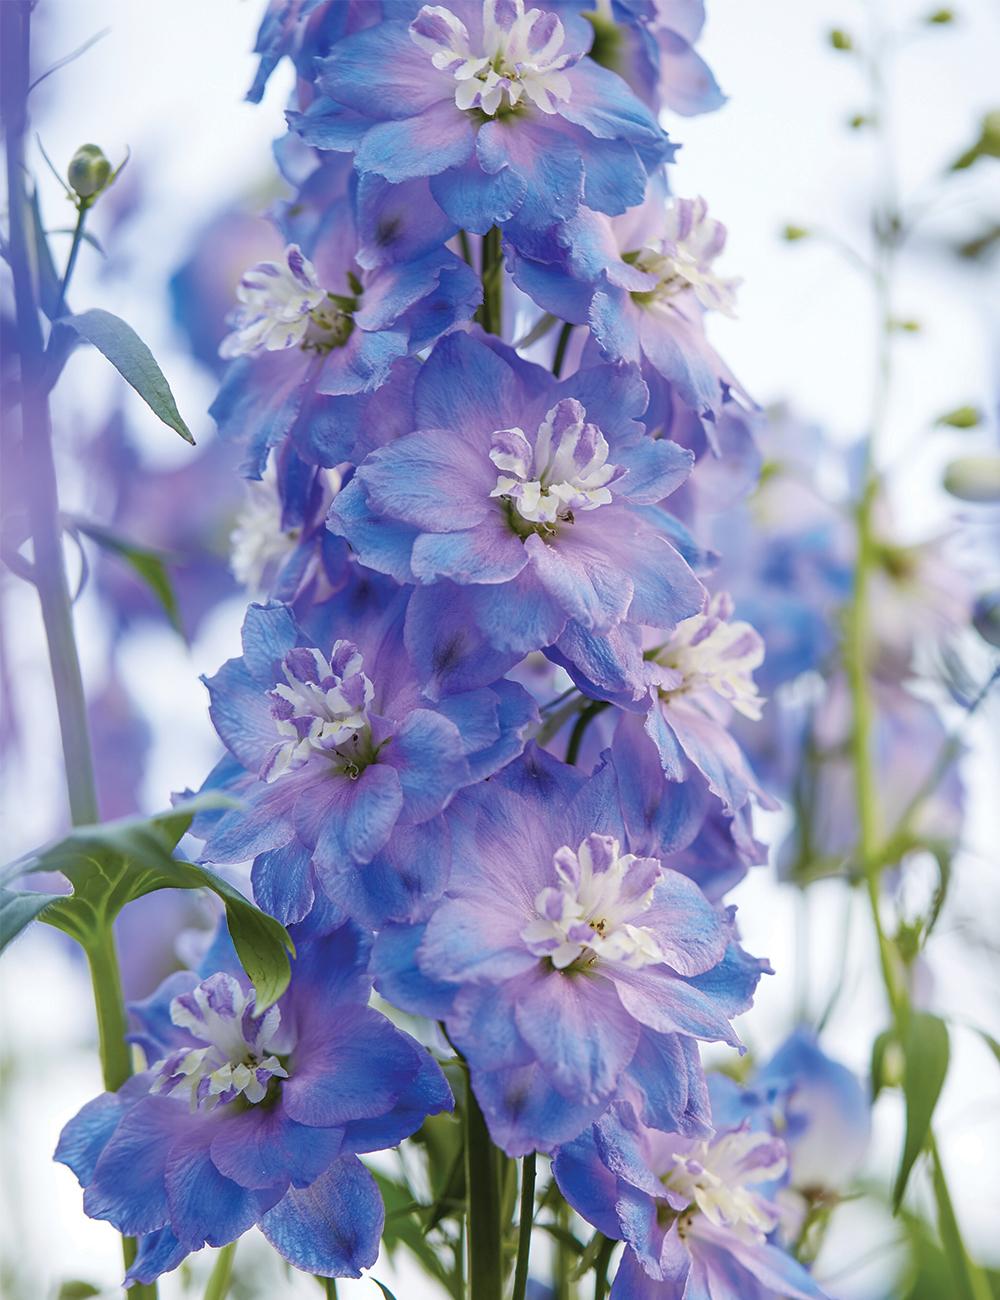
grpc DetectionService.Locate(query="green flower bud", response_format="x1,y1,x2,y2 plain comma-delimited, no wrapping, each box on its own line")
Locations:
943,454,1000,502
67,144,111,199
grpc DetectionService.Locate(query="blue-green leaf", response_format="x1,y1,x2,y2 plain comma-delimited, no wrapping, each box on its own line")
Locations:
893,1013,950,1211
70,517,185,639
0,888,64,951
55,308,195,443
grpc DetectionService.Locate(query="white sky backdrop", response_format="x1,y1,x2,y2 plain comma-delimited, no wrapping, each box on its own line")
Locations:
2,1,999,1297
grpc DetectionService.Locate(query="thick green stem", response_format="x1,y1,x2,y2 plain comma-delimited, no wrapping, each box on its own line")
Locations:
592,1236,616,1300
83,928,132,1092
511,1151,537,1300
476,225,503,336
204,1242,237,1300
464,1072,504,1300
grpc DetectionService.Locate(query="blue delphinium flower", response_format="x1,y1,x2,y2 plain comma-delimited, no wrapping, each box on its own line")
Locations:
329,329,704,696
291,0,674,234
552,1085,829,1300
197,594,536,929
55,922,452,1285
373,752,770,1155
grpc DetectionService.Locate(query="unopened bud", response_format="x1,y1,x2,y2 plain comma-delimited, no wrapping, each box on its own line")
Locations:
943,455,1000,503
68,144,111,199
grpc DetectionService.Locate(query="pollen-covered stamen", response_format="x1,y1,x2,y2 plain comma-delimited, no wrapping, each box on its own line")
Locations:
410,0,578,117
149,973,288,1114
521,833,665,969
262,642,377,781
219,245,356,359
490,398,624,531
652,592,764,720
661,1126,788,1245
628,197,740,318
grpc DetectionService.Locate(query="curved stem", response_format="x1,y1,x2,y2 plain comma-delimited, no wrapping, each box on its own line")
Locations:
204,1242,236,1300
511,1152,537,1300
551,321,574,378
565,701,608,767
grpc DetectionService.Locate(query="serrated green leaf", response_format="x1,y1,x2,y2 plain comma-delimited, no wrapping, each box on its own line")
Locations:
56,308,195,443
0,887,64,951
893,1014,950,1211
71,517,185,639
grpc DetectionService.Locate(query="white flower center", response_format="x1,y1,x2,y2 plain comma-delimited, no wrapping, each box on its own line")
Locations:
630,197,740,318
489,398,622,528
150,973,288,1113
662,1127,787,1244
262,642,376,782
521,833,665,969
653,592,764,720
410,0,576,117
219,245,354,359
230,464,342,595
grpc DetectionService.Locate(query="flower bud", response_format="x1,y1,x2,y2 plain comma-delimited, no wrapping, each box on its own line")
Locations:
943,454,1000,502
67,144,111,199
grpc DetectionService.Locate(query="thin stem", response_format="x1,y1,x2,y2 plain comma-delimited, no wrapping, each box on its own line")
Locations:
464,1070,504,1300
476,225,503,336
565,701,608,767
54,199,90,319
458,228,473,268
592,1236,616,1300
204,1242,237,1300
552,321,573,378
511,1152,537,1300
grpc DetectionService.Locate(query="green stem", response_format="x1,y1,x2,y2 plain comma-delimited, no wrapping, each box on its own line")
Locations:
55,199,90,319
83,927,132,1092
565,701,608,767
204,1242,237,1300
476,225,503,336
552,321,573,378
592,1236,616,1300
458,228,473,268
511,1152,537,1300
121,1238,157,1300
464,1071,504,1300
928,1134,992,1300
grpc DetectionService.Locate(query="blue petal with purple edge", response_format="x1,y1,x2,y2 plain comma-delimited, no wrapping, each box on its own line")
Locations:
462,680,538,782
124,1227,189,1287
624,1026,712,1138
165,1121,284,1248
279,922,373,1031
551,621,647,700
356,102,476,182
615,439,694,502
656,26,727,117
201,773,299,865
610,963,744,1048
404,582,525,696
357,429,494,531
693,1223,830,1299
209,354,303,478
593,1102,670,1201
489,741,588,807
354,248,469,332
514,968,640,1105
371,922,459,1020
508,248,593,325
297,760,404,869
209,1103,343,1191
286,874,348,942
401,261,483,351
569,129,647,215
327,478,420,586
411,520,529,585
414,329,520,434
340,1051,454,1155
321,816,452,929
55,1074,151,1187
318,22,449,119
449,978,536,1073
472,1061,609,1157
252,838,316,928
614,1180,666,1278
551,1126,621,1239
314,322,409,397
561,58,672,153
477,117,584,229
203,657,277,773
356,173,458,270
287,98,377,153
684,941,773,1018
462,563,570,655
559,754,629,843
611,714,708,856
524,528,633,633
259,1154,383,1277
241,601,299,686
83,1095,182,1236
382,708,472,824
431,153,528,235
609,1246,677,1299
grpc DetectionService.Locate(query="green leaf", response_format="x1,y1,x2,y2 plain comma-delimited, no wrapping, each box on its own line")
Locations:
4,799,294,1009
893,1013,950,1211
514,312,559,350
70,517,185,639
929,1138,993,1300
0,887,64,951
55,308,195,443
368,1170,452,1288
30,185,62,320
371,1284,400,1300
975,1027,1000,1069
870,1028,894,1101
935,405,981,428
57,1284,102,1300
951,109,1000,170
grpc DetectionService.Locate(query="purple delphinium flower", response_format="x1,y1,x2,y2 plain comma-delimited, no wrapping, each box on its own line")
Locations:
552,1090,829,1300
508,188,745,418
210,149,479,482
55,922,452,1285
292,0,674,234
197,594,536,929
329,329,705,696
373,752,771,1155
